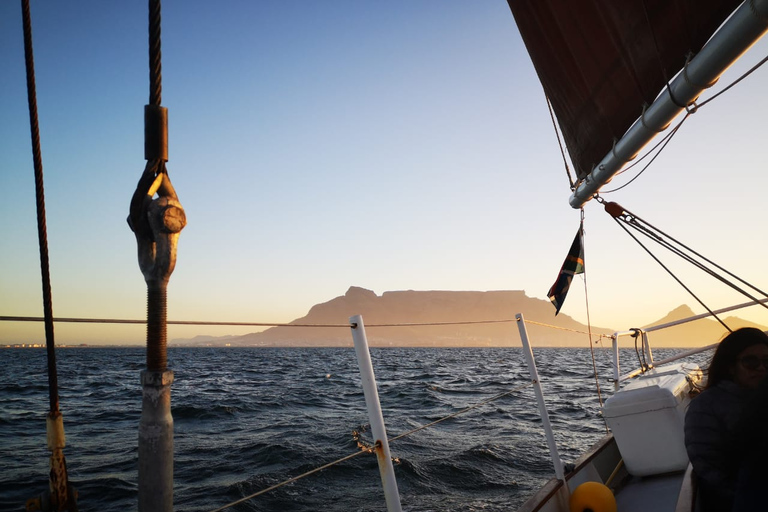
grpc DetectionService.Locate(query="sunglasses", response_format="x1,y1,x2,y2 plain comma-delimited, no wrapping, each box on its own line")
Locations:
738,355,768,371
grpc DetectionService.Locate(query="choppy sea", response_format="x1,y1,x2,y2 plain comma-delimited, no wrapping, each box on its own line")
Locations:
0,346,710,511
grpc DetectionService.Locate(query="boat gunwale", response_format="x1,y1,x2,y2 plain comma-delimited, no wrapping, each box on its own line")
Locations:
516,433,616,512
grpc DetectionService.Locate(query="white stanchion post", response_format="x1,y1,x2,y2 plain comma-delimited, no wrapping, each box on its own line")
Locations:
349,315,403,512
515,314,567,484
612,333,620,391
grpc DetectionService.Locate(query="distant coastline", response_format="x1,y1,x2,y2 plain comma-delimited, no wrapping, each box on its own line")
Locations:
4,287,764,348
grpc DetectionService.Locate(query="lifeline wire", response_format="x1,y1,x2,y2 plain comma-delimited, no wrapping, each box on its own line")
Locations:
0,315,616,341
519,319,614,341
207,448,373,512
0,316,512,328
208,381,533,512
389,381,534,443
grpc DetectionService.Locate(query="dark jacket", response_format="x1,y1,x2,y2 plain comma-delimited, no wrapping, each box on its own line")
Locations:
731,377,768,512
684,380,753,511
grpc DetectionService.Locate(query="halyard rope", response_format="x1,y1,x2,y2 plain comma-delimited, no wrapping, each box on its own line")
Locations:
207,381,534,512
577,211,609,433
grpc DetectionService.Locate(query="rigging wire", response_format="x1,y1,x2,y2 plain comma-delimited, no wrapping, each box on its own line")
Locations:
622,219,768,310
578,211,609,432
545,95,575,189
21,0,59,421
606,203,768,323
621,210,768,302
607,211,732,332
601,113,689,193
599,45,766,194
613,113,687,176
20,0,77,509
697,53,768,109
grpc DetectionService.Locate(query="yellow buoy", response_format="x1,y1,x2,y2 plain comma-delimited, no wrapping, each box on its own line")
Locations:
569,481,617,512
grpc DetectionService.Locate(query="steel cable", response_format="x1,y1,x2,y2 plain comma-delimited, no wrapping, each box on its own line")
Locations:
207,381,533,512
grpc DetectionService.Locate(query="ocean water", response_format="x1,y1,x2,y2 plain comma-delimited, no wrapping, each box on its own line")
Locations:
0,346,709,511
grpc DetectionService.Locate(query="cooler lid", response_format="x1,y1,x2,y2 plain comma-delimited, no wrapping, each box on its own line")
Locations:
602,363,700,418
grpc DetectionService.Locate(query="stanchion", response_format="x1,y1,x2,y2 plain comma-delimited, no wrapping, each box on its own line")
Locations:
349,315,403,512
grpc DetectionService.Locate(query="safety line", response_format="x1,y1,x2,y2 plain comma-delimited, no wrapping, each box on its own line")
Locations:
207,381,533,512
520,319,614,340
1,315,616,341
389,381,534,443
0,316,513,328
207,447,373,512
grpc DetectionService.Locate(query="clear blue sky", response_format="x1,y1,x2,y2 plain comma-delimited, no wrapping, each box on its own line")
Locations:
2,1,767,345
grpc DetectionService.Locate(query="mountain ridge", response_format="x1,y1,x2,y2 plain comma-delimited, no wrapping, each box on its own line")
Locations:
171,287,765,348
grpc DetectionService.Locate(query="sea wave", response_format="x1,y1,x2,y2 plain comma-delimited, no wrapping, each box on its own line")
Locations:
0,346,710,511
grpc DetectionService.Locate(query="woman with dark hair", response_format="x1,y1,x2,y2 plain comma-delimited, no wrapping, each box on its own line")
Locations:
684,327,768,512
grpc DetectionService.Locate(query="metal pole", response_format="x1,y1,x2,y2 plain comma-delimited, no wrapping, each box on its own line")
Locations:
612,332,620,392
569,0,768,207
138,367,174,512
349,315,403,512
515,314,566,482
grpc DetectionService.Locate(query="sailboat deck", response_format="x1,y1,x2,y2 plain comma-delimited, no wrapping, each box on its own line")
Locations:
614,471,686,512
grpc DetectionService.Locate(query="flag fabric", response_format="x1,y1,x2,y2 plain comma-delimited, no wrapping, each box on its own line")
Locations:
547,225,584,314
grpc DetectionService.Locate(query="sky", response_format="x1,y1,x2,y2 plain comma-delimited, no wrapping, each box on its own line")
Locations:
1,1,767,346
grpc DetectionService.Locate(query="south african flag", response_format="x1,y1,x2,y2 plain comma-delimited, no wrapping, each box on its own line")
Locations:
547,224,584,315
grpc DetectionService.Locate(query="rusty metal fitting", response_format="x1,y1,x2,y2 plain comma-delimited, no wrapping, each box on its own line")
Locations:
128,170,186,285
46,411,66,451
144,104,168,162
604,201,625,219
141,369,174,388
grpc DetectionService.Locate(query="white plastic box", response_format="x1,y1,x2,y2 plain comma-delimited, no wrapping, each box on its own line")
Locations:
602,363,701,476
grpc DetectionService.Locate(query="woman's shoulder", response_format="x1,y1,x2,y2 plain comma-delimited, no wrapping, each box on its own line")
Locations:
687,381,748,419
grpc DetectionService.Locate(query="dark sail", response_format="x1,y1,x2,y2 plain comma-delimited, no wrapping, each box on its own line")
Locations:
507,0,742,181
